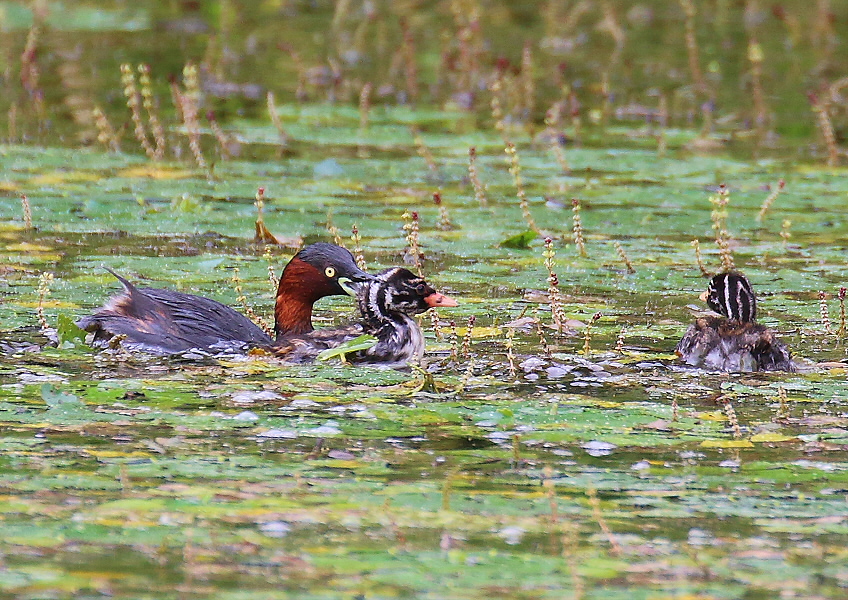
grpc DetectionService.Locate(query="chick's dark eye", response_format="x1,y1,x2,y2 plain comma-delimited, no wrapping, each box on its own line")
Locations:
415,283,428,294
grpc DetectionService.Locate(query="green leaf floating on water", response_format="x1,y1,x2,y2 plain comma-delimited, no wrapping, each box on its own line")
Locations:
316,334,378,362
57,314,87,346
41,384,81,407
499,230,538,249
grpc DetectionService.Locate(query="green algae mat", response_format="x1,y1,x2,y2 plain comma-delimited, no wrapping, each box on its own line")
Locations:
2,1,848,598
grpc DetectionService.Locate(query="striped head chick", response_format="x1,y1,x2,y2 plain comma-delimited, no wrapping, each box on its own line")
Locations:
677,271,793,372
701,272,757,323
356,267,457,366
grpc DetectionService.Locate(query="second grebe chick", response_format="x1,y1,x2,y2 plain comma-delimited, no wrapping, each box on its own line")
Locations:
676,272,794,372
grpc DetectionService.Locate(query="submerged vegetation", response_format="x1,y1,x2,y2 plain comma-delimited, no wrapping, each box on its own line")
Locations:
2,1,848,598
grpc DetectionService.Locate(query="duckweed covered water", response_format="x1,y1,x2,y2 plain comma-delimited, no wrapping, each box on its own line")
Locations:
2,1,848,598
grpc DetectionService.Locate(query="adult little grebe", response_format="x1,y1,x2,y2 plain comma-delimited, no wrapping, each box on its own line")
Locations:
676,272,794,372
275,267,457,367
77,243,372,354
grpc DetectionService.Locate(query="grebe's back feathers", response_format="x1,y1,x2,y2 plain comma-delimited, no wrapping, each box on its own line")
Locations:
77,269,272,354
676,315,793,372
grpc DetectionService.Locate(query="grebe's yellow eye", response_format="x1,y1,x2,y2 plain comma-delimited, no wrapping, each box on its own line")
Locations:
324,266,336,278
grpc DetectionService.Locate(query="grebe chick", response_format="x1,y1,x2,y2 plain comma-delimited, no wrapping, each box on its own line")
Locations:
275,267,457,367
676,272,794,372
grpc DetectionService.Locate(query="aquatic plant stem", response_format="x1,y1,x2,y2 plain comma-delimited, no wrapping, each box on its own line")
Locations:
460,315,475,358
36,271,53,332
615,327,626,354
399,17,419,103
434,192,454,230
505,142,540,233
263,245,279,291
448,320,458,362
721,396,743,439
520,42,535,125
691,239,710,276
776,386,789,421
543,237,566,332
709,185,735,272
120,64,155,160
756,179,786,223
747,39,769,133
543,466,558,525
780,219,792,247
91,106,121,152
138,64,165,160
411,127,439,177
21,194,32,230
402,211,423,277
533,308,552,359
572,199,587,257
358,82,372,158
206,111,233,160
180,63,208,172
819,291,832,335
680,0,707,94
562,523,585,600
428,309,443,341
267,91,289,149
808,92,841,167
544,102,570,176
468,147,488,207
326,210,344,248
351,224,366,271
504,326,517,378
457,358,475,395
614,240,635,274
587,487,623,557
583,311,601,357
